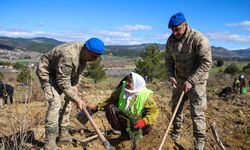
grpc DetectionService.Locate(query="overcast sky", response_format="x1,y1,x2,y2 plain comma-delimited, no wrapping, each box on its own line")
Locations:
1,0,250,50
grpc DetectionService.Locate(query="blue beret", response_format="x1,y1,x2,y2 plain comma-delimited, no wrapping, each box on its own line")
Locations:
168,12,186,28
85,38,105,55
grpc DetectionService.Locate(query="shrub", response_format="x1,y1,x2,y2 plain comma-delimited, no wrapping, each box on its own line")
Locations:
216,59,224,67
224,64,240,74
17,68,34,85
13,62,27,70
84,57,106,83
242,63,250,74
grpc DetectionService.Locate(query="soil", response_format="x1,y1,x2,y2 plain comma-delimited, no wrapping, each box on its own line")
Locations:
0,76,250,150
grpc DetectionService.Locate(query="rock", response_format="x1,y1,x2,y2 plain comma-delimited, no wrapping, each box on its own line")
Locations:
238,110,244,117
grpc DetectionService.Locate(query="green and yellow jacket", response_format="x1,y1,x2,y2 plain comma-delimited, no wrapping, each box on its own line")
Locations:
97,85,159,125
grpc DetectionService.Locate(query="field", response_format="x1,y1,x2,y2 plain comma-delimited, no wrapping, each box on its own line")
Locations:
0,60,250,150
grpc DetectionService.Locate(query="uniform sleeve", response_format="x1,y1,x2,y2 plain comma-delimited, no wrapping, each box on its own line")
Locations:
97,88,121,111
188,36,212,85
56,55,79,102
36,54,50,85
165,42,175,79
142,95,159,125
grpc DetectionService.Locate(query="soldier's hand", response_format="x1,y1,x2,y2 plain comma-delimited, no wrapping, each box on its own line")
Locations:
183,81,193,93
76,99,86,110
169,77,177,88
88,103,98,113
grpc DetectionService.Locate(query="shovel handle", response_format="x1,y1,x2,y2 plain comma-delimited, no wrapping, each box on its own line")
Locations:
82,107,112,149
158,91,185,150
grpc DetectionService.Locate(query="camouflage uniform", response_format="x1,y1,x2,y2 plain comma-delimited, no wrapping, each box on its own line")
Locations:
36,42,87,148
165,27,212,148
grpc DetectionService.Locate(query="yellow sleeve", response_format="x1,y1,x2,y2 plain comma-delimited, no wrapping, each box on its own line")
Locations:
142,95,159,125
97,87,121,111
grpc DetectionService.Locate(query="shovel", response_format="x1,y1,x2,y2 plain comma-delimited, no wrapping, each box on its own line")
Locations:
82,107,113,150
158,91,185,150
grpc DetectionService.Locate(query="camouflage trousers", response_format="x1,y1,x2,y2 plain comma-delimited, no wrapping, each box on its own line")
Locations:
42,84,72,134
171,81,207,140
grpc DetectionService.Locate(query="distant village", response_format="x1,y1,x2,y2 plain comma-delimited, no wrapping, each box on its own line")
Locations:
0,48,42,73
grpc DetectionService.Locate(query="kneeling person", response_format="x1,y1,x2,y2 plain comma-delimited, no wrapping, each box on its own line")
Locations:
89,72,159,136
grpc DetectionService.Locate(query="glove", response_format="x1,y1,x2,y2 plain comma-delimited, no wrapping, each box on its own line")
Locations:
135,119,146,129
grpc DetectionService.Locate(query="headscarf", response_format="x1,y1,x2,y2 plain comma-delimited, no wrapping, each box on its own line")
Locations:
124,72,146,110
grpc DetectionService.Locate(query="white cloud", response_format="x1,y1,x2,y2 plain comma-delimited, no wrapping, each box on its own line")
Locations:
0,24,156,45
0,30,46,37
153,33,170,40
97,30,131,38
226,21,250,27
207,32,250,43
226,21,250,31
118,24,152,32
103,37,142,45
0,29,143,45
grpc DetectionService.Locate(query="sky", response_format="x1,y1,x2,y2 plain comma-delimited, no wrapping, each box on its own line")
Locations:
1,0,250,50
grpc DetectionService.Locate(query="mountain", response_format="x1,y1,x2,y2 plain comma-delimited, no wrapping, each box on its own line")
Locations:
234,48,250,58
0,36,249,59
0,44,14,50
211,46,243,60
0,36,64,53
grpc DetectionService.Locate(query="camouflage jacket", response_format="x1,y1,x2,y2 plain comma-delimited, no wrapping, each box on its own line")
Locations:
165,27,212,85
97,86,159,125
36,42,86,102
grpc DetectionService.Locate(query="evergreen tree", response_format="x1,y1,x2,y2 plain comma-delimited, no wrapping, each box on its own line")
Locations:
17,68,34,85
216,59,224,67
84,57,106,83
135,44,166,82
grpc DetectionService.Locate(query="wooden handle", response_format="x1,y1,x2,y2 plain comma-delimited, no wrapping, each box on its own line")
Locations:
158,91,185,150
82,107,112,150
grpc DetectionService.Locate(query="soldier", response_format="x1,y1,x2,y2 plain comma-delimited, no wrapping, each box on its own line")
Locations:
165,12,212,150
36,38,105,150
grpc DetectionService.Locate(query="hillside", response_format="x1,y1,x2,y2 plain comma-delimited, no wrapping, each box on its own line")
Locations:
0,36,250,59
0,74,249,150
0,36,64,53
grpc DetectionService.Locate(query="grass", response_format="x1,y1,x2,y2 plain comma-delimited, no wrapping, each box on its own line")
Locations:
209,66,225,76
81,76,121,84
16,59,37,65
101,76,122,84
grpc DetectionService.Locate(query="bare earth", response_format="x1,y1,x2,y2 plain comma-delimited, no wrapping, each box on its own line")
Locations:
0,75,250,150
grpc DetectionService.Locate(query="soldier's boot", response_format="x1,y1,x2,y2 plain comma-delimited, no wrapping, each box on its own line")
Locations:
171,130,185,149
170,129,181,142
45,132,58,150
194,138,205,150
58,127,72,144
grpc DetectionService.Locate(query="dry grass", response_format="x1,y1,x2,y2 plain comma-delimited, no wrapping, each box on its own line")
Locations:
0,63,250,149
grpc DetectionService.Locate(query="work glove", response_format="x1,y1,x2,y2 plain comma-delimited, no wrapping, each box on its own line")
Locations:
135,119,146,129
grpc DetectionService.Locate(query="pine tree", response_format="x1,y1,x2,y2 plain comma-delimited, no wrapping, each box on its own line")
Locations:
84,57,106,83
17,67,34,85
135,44,166,82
